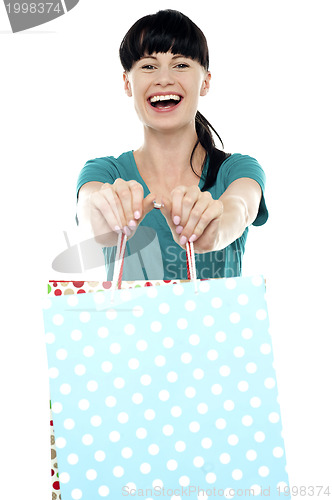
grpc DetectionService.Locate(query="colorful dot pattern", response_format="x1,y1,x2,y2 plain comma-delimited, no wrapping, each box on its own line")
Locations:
43,276,288,498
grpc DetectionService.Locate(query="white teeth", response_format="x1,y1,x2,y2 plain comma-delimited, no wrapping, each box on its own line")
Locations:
150,94,181,103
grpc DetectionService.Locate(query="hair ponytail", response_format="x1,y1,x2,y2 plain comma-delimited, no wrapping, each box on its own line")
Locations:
190,111,230,191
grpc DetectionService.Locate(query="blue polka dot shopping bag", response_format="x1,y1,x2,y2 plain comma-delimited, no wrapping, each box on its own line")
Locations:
43,238,289,499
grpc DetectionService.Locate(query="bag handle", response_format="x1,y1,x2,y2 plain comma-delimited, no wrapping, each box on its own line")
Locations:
111,232,197,300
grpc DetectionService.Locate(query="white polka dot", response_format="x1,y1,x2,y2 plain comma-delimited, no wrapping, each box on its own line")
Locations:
230,312,241,323
246,362,257,374
136,339,148,351
97,326,109,338
246,449,257,461
55,437,66,448
67,453,79,465
254,431,266,443
128,358,139,370
93,292,105,305
181,352,192,364
121,447,133,459
215,418,227,430
144,409,156,421
203,315,214,326
260,343,271,354
167,371,178,383
79,312,90,323
136,427,147,439
250,397,262,408
173,284,184,295
215,331,226,342
106,309,117,320
158,389,170,401
118,412,129,423
140,374,152,386
225,278,237,289
74,364,86,376
177,318,188,330
189,421,200,433
211,383,223,395
268,412,280,423
71,488,82,499
90,415,102,427
78,399,90,411
86,469,97,480
264,377,276,389
98,485,110,497
238,381,249,392
82,434,93,445
224,400,235,411
83,345,94,357
219,365,231,376
52,401,63,414
258,466,270,477
252,275,263,286
232,469,243,480
159,302,170,314
87,380,98,392
70,330,82,342
206,472,216,484
171,406,182,417
132,306,144,317
53,314,64,326
219,452,231,464
238,294,249,305
140,462,151,474
242,415,253,426
119,289,132,302
277,482,288,493
197,402,208,414
66,295,78,307
175,440,186,452
179,475,190,487
228,434,239,445
109,430,121,442
63,418,75,430
45,332,55,344
211,297,222,308
201,437,212,449
189,334,200,346
273,447,284,458
185,300,196,311
167,459,178,471
193,456,204,467
56,348,68,360
101,361,113,373
146,286,158,298
163,337,174,348
124,323,135,335
114,377,125,389
163,424,174,436
150,320,162,332
242,328,253,339
207,349,219,360
249,485,262,496
185,386,196,398
113,466,124,478
132,393,143,405
110,342,121,354
89,452,106,471
233,346,245,357
49,367,59,379
193,368,204,380
199,281,210,292
148,444,159,455
152,479,163,488
256,309,267,320
59,472,70,483
154,355,166,366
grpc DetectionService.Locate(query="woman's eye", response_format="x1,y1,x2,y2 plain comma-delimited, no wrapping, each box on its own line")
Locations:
142,65,155,70
176,63,189,69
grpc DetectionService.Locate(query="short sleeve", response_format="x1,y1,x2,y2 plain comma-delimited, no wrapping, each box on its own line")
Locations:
222,153,268,227
76,157,120,199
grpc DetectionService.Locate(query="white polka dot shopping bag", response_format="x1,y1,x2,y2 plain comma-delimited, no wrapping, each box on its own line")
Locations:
43,240,289,499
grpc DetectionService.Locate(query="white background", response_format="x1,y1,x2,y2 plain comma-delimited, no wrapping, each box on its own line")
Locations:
1,0,331,498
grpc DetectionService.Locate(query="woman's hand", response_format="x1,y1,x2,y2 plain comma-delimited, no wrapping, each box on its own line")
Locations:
160,185,224,253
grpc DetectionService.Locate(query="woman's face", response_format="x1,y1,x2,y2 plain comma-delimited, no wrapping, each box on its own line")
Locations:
123,51,211,134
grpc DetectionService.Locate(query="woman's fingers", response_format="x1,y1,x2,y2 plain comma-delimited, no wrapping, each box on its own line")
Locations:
187,200,224,242
171,185,200,229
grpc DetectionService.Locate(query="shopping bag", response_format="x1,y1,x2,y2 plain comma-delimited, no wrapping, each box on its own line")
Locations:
43,239,289,498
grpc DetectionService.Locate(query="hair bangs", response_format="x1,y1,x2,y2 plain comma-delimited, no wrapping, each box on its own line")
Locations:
119,10,209,72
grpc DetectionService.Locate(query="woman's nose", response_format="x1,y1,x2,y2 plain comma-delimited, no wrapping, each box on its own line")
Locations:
154,67,175,86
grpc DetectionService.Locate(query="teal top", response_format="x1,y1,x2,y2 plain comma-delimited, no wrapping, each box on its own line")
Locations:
76,151,268,280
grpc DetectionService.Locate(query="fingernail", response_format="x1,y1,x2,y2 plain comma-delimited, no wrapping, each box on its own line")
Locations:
173,215,181,225
176,225,183,235
134,210,141,220
180,235,187,245
123,226,131,236
189,234,197,242
128,220,137,229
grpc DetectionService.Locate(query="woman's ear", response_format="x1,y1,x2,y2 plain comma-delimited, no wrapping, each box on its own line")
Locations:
200,71,211,96
123,72,132,97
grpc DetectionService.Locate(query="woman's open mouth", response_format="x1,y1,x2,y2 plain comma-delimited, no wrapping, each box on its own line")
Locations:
148,94,182,111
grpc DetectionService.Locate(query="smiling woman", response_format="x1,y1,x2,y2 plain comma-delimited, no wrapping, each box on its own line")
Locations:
76,9,268,280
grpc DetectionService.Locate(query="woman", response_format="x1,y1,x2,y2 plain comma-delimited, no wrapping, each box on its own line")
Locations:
76,9,268,281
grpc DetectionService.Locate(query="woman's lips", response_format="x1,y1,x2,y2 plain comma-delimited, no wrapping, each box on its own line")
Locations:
147,97,182,113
